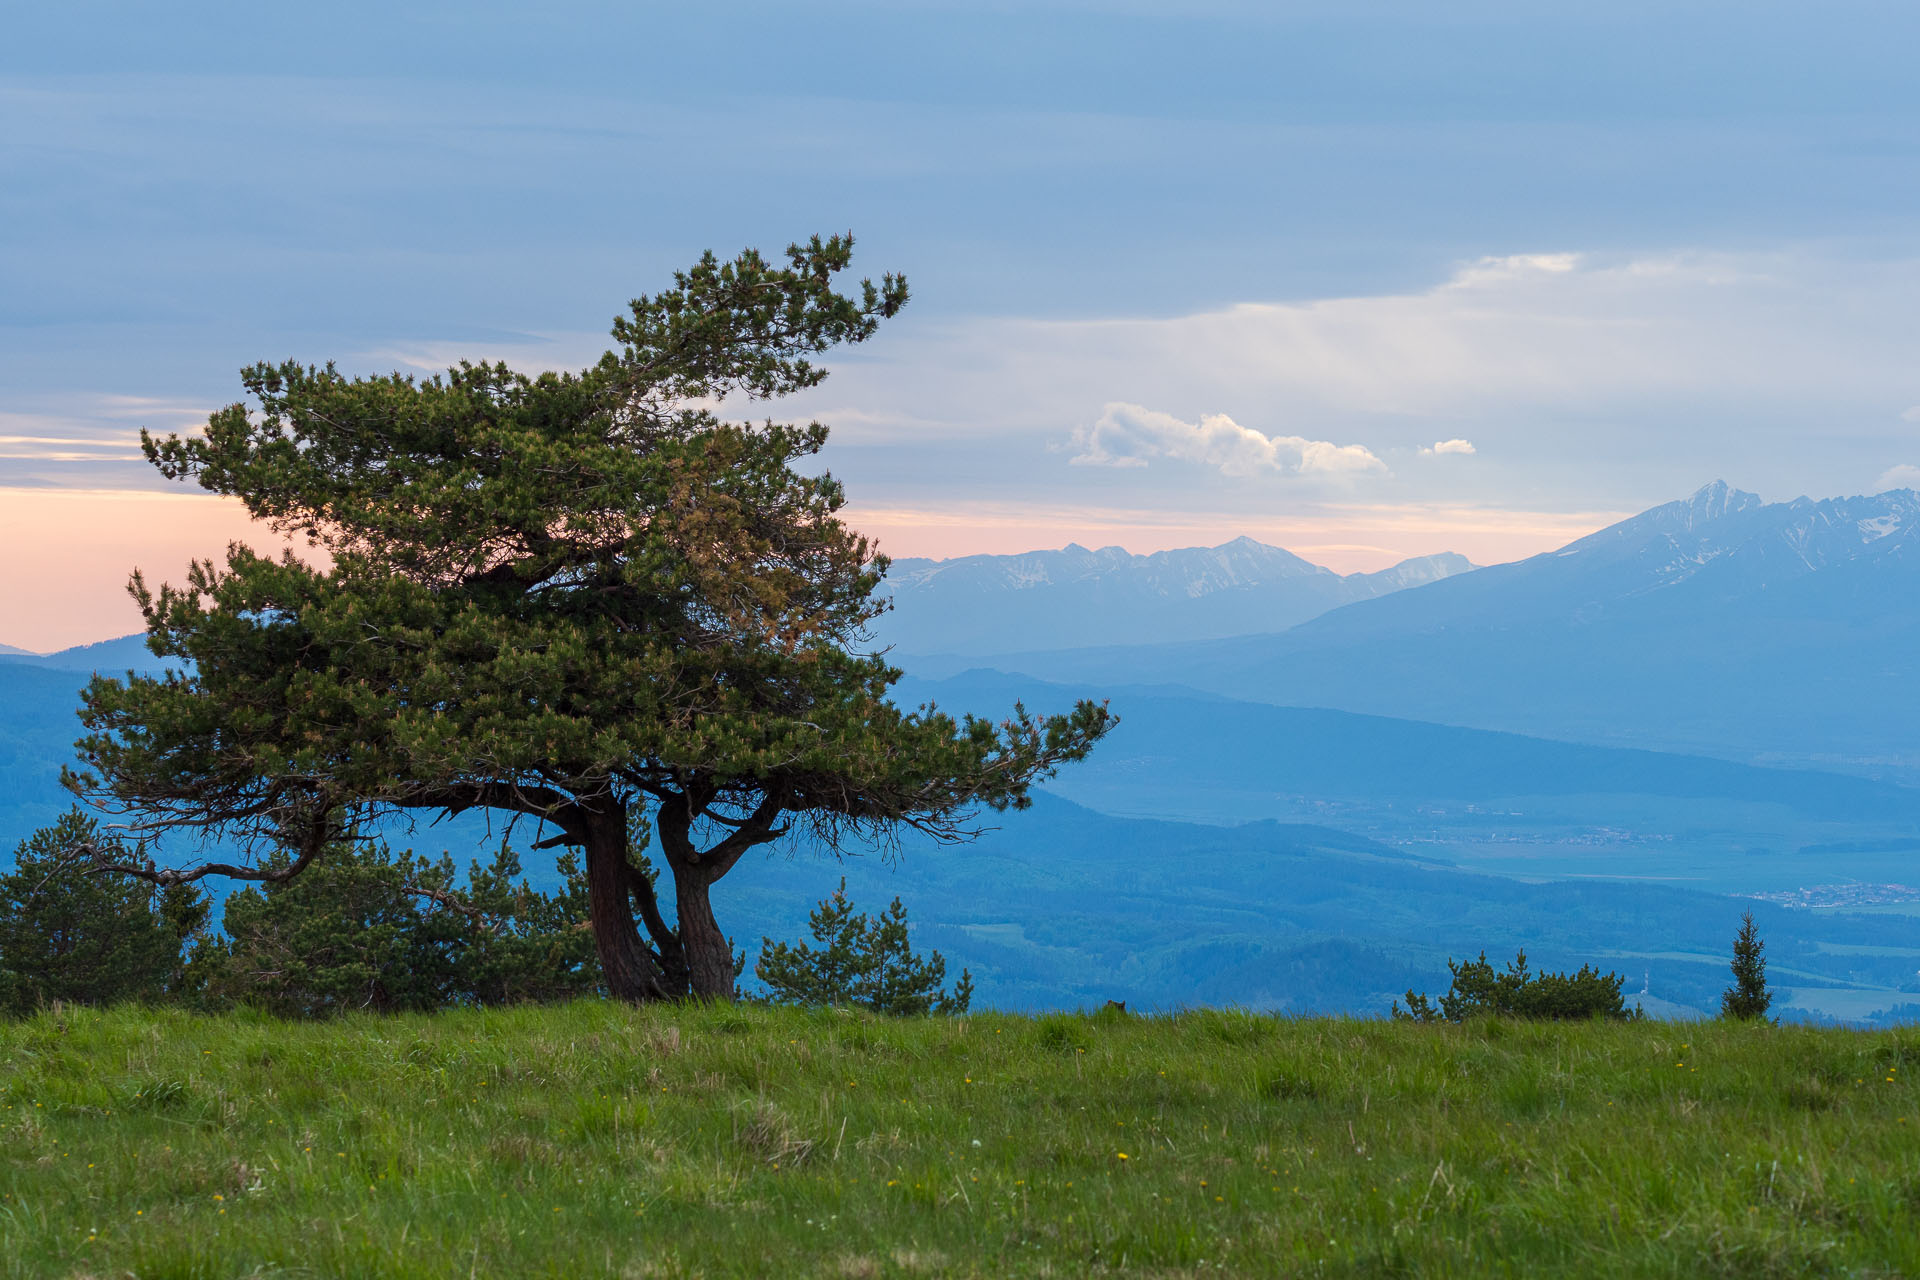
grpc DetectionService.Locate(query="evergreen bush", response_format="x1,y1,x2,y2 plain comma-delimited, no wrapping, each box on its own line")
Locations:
0,810,210,1014
1394,950,1637,1022
755,879,972,1015
194,840,599,1017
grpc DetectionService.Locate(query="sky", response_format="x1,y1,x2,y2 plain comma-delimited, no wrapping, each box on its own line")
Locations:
9,1,1920,649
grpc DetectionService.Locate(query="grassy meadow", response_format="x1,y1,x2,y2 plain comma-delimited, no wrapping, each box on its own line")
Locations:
3,1001,1919,1278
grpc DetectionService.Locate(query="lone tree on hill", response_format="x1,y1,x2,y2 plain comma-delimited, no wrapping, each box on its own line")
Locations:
66,234,1114,1001
1720,911,1772,1021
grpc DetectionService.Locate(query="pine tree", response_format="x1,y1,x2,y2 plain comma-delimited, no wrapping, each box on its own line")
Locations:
1720,911,1772,1021
1394,949,1637,1022
67,234,1113,1002
197,839,601,1017
755,879,972,1015
0,810,207,1014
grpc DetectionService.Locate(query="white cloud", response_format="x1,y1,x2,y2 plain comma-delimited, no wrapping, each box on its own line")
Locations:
799,247,1920,434
762,245,1920,514
0,409,159,463
328,246,1920,525
1440,253,1582,290
1875,464,1920,491
1070,403,1386,478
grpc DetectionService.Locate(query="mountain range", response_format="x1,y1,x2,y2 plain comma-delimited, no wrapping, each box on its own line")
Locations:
11,480,1920,1019
913,482,1920,779
871,538,1473,654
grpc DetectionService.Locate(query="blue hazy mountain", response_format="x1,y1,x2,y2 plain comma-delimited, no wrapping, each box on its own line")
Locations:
923,483,1920,777
8,640,1920,1019
0,634,186,841
895,670,1920,829
872,537,1472,654
0,634,180,674
0,662,96,844
717,790,1920,1019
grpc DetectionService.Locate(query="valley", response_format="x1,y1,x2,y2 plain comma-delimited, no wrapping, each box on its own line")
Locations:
11,481,1920,1024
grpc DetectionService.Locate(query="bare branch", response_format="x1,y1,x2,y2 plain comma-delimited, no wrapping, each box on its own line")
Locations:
68,824,327,890
402,882,509,935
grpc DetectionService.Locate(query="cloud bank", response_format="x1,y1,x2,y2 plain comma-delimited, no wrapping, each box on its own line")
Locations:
1875,464,1920,492
791,247,1920,513
1070,403,1386,478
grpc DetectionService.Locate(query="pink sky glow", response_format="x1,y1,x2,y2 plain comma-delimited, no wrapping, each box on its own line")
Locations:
2,487,1621,653
842,501,1626,571
3,488,290,653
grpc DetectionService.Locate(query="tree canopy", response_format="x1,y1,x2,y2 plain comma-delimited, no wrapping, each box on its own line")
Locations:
69,234,1114,1000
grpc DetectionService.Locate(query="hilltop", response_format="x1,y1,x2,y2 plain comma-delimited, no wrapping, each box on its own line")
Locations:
5,1001,1919,1278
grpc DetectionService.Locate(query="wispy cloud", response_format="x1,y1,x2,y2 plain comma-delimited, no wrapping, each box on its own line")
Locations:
1069,403,1385,478
357,333,600,377
1420,438,1477,457
0,400,214,480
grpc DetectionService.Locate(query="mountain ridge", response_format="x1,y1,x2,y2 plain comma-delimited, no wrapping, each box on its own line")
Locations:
0,634,178,674
873,536,1473,654
910,482,1920,777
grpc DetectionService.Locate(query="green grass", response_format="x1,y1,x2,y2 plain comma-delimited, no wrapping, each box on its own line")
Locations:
4,1003,1920,1277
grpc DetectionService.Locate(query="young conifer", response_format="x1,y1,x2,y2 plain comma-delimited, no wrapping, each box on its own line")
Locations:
1720,910,1773,1021
755,879,972,1015
0,810,207,1014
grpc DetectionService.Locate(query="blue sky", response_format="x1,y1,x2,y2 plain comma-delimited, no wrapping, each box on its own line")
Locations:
9,1,1920,646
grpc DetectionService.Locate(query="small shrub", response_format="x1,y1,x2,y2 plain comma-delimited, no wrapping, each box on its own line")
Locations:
755,880,971,1016
1394,950,1637,1022
197,839,600,1018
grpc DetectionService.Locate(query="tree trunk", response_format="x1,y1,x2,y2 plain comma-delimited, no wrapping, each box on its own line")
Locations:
630,867,689,997
582,812,673,1002
653,786,782,1002
673,864,736,1000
